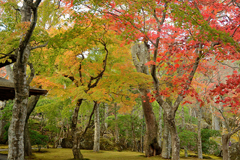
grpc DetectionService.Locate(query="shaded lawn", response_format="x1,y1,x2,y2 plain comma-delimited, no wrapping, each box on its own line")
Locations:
23,149,222,160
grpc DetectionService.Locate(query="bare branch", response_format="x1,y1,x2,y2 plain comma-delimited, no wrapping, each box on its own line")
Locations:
81,101,98,137
30,41,48,50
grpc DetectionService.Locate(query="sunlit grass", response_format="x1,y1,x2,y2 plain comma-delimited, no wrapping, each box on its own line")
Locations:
0,145,222,160
23,149,222,160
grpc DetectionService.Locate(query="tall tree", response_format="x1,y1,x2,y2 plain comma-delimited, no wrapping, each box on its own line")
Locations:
0,0,42,159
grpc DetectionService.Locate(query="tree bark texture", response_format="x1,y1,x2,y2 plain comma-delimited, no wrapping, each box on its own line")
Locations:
222,134,230,160
104,103,108,130
71,99,83,160
8,0,41,159
93,103,100,152
140,89,161,157
162,115,170,159
24,95,40,157
211,106,220,130
131,43,161,157
181,106,185,129
114,103,119,143
158,106,163,148
162,102,180,160
197,105,203,159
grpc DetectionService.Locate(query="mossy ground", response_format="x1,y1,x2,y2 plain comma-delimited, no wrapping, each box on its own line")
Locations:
28,149,222,160
0,146,222,160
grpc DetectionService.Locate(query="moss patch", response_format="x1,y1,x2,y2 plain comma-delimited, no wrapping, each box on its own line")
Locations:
24,149,223,160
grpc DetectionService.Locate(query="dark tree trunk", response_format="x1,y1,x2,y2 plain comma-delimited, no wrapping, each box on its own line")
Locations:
140,89,161,157
24,95,40,157
131,43,161,157
71,99,83,160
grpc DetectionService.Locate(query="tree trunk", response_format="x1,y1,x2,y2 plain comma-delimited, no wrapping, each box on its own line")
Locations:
9,3,31,160
181,106,185,129
131,112,136,151
163,103,180,160
93,103,100,152
158,106,162,148
184,146,188,157
162,113,170,159
71,99,83,160
140,89,161,157
24,123,32,157
24,95,40,157
211,106,220,130
8,0,41,159
0,101,6,144
104,103,108,130
114,103,119,143
197,105,203,159
168,131,171,158
222,134,230,160
168,118,180,160
131,42,161,157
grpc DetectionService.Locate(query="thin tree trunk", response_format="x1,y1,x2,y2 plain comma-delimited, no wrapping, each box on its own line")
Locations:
93,103,100,152
131,112,136,151
114,103,119,143
24,95,40,157
104,103,108,130
211,106,220,130
181,106,185,129
71,99,83,160
158,106,162,148
184,146,188,157
197,105,203,159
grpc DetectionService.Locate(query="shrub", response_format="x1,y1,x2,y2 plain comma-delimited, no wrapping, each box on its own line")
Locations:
29,130,49,152
201,129,221,155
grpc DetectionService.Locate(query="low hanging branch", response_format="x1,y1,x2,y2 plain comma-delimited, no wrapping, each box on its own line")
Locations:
80,101,98,138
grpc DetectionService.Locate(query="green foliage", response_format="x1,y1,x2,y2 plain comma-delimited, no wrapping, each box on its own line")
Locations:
179,129,197,148
1,100,14,121
201,129,221,155
176,106,198,125
106,113,143,147
29,129,49,151
3,122,10,141
35,98,72,133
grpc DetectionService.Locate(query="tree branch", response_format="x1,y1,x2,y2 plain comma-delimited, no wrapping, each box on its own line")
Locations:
27,62,35,85
81,101,98,137
30,41,48,50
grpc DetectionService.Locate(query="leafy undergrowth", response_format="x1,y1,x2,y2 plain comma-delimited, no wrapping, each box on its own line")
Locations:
22,149,223,160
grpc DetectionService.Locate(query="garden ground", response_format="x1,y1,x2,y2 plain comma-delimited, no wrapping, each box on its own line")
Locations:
0,145,222,160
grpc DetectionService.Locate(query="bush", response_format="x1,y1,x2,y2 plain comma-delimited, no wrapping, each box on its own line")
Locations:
29,130,48,152
179,129,197,148
201,129,221,155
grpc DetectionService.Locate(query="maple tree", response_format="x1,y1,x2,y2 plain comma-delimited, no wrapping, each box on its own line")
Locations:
68,0,240,159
